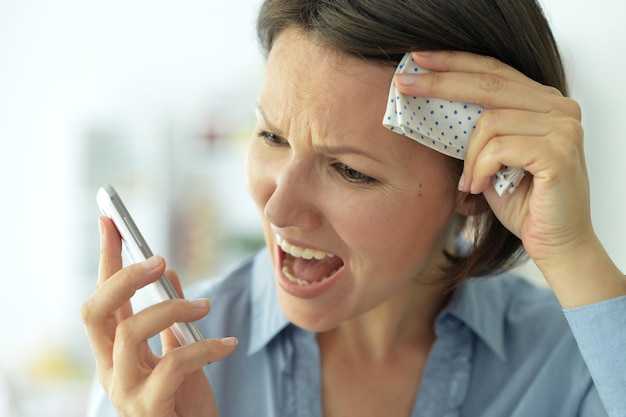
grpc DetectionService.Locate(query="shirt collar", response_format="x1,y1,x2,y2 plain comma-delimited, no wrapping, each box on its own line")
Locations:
247,248,510,361
247,248,291,356
440,276,511,361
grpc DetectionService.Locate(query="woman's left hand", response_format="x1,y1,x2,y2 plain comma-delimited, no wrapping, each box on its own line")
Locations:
395,51,625,307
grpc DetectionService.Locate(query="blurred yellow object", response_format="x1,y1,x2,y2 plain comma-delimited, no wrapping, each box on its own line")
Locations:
26,348,88,381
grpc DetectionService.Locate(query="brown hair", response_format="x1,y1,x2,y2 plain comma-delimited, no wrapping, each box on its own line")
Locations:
256,0,568,286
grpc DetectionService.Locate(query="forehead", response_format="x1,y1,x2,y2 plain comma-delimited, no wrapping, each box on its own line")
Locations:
261,29,394,133
267,30,393,89
258,29,460,183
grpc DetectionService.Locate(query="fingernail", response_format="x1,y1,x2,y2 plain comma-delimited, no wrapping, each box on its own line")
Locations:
189,298,210,309
415,50,432,56
219,337,238,347
395,73,419,86
458,173,466,191
143,255,162,269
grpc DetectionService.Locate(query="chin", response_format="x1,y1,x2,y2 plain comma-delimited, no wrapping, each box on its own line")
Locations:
276,290,346,332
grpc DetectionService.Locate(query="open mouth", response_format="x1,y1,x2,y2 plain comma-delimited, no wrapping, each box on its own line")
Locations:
276,235,345,287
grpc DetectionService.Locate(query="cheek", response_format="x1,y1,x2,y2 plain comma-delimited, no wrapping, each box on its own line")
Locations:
335,189,455,272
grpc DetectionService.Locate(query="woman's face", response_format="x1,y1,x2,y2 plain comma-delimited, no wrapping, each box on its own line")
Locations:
246,29,465,331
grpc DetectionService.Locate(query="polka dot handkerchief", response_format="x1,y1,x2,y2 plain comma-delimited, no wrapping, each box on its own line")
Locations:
382,52,525,196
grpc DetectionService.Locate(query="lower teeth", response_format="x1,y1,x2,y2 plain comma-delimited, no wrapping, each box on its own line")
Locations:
282,266,337,287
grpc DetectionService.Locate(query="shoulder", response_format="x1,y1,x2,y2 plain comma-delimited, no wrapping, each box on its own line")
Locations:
456,273,599,416
498,274,573,345
497,273,564,323
463,271,563,323
481,272,571,336
450,271,580,361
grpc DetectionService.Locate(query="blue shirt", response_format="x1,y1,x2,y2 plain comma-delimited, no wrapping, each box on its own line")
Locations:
88,249,626,417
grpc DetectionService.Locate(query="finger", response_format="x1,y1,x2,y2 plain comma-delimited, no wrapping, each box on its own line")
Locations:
395,50,576,115
469,133,583,195
396,70,562,113
82,216,126,384
461,108,554,192
167,269,185,298
147,337,238,400
160,269,192,352
100,257,166,319
410,50,560,94
481,174,532,236
96,215,139,329
97,216,123,287
112,297,211,386
81,257,166,369
470,135,538,194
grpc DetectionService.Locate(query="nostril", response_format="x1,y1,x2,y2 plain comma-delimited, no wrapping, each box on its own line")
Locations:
263,182,322,230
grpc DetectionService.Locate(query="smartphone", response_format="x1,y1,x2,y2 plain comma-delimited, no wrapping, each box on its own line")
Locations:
96,184,204,346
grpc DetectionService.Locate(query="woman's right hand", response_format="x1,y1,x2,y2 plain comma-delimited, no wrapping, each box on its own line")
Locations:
81,216,238,417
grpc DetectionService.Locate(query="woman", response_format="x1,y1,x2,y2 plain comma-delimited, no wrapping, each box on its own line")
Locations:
83,0,626,416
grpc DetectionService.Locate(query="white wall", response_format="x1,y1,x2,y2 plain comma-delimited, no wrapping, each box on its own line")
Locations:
0,0,624,415
0,1,263,415
541,0,626,269
0,0,262,350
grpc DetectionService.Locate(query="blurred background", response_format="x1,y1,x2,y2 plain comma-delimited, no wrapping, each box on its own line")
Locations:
0,0,624,415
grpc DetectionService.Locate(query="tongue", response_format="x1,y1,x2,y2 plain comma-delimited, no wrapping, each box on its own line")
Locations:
291,256,344,283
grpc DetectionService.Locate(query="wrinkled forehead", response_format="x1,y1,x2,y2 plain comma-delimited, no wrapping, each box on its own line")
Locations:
261,29,395,134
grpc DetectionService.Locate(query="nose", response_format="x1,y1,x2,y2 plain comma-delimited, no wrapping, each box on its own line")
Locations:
263,158,322,230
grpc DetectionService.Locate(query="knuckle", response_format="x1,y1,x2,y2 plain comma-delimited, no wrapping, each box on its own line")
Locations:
472,110,501,147
425,72,443,89
543,85,563,97
158,349,185,374
80,298,96,325
441,50,459,66
115,318,137,342
483,136,506,159
550,123,584,161
477,109,499,130
566,117,584,135
549,96,581,119
479,74,505,93
560,120,585,146
481,55,504,73
562,97,582,119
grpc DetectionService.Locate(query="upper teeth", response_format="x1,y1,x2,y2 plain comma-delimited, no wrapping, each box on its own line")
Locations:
276,235,334,260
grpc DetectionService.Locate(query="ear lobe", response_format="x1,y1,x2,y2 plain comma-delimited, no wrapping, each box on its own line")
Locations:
454,191,489,217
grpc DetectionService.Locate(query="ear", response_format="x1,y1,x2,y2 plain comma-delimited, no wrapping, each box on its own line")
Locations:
454,190,489,217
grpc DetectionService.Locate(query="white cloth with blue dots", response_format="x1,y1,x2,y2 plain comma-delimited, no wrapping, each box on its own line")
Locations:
383,52,525,196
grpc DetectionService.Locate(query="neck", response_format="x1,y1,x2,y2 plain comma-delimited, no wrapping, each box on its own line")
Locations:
318,278,450,361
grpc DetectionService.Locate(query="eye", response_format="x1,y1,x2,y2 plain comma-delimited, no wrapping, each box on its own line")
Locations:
333,162,377,184
258,130,288,146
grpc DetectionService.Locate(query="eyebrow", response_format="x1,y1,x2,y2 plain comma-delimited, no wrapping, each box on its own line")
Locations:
255,104,285,137
314,144,384,165
255,103,384,165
